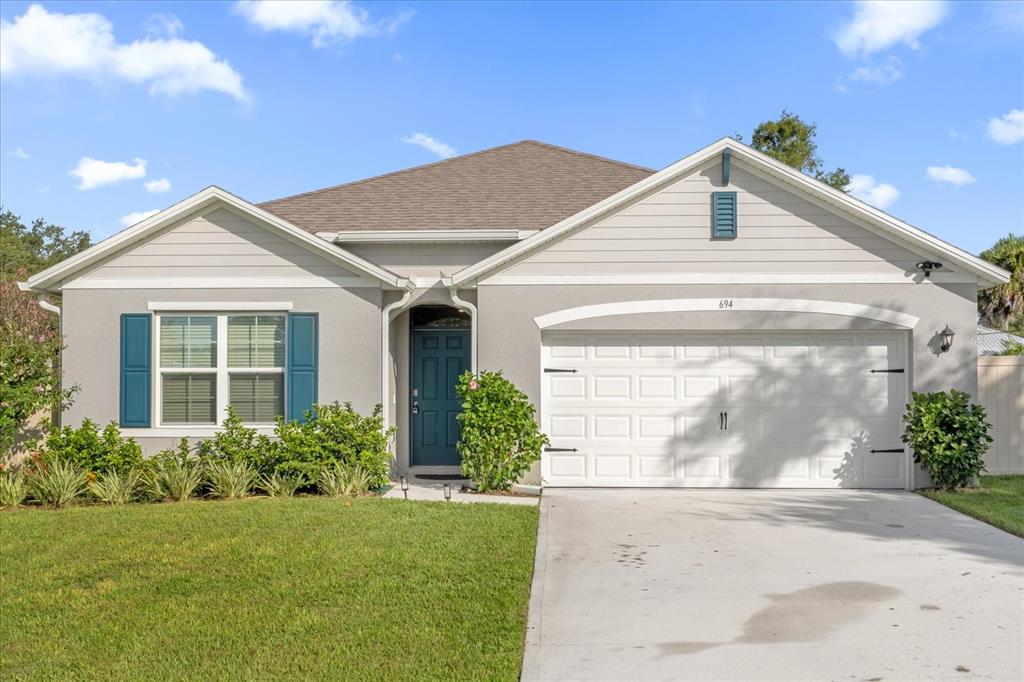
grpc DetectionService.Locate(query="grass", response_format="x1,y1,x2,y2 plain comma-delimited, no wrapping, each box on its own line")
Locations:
0,497,539,680
919,475,1024,538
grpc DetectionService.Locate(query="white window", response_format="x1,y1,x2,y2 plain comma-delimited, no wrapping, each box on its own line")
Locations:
157,313,286,426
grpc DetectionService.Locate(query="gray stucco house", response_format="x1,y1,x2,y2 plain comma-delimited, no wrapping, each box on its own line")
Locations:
22,138,1010,489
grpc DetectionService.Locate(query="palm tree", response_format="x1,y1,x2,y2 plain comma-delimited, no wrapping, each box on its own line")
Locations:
978,234,1024,332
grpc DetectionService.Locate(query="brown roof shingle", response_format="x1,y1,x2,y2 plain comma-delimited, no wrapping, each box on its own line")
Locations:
258,140,654,233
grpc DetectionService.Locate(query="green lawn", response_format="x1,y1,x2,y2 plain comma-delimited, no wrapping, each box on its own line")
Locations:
0,497,539,681
919,475,1024,538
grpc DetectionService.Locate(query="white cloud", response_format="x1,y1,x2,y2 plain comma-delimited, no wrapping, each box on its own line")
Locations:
834,1,949,57
70,157,147,190
120,209,160,227
0,5,248,101
926,165,976,186
948,128,972,142
10,147,30,159
987,109,1024,144
234,1,412,48
400,133,456,159
144,177,172,193
848,174,901,209
849,59,903,85
144,13,184,38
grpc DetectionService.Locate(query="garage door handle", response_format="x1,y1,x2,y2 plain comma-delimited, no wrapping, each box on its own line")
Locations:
545,447,579,453
544,368,578,374
870,448,904,453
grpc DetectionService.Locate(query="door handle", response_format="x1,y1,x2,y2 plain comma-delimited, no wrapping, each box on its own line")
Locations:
719,411,724,430
412,401,419,415
724,410,728,430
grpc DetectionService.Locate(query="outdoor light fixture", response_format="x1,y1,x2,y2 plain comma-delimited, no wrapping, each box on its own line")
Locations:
443,483,451,501
400,476,409,500
915,260,943,278
940,325,955,353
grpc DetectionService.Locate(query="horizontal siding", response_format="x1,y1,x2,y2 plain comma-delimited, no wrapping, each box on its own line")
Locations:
80,207,362,282
346,242,509,276
503,162,932,277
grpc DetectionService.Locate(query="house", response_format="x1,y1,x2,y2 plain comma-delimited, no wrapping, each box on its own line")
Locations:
977,325,1024,355
22,138,1010,490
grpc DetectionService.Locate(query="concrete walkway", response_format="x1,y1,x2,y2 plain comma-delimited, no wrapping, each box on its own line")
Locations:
522,489,1024,681
381,476,538,506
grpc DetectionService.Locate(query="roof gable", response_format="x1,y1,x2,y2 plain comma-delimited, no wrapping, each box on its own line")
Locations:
25,187,405,292
259,140,654,233
452,138,1010,288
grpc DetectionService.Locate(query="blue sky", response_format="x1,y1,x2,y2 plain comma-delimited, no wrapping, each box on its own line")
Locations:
1,1,1022,254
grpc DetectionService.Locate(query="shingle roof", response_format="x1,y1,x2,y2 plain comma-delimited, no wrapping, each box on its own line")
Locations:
977,326,1024,356
258,140,654,233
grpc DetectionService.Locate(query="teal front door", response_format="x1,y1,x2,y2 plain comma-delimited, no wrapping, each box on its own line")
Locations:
411,329,469,466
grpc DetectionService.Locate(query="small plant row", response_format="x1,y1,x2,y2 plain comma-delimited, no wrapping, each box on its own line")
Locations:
0,401,394,509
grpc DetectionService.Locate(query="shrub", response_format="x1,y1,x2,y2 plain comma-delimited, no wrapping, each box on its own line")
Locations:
903,390,993,490
149,459,204,502
257,472,302,498
455,371,548,492
88,469,142,505
44,419,142,474
206,460,256,499
275,402,394,488
29,459,87,508
197,407,280,475
0,466,29,508
318,463,373,498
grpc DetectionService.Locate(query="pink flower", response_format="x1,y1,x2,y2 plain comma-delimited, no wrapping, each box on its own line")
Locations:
469,380,478,390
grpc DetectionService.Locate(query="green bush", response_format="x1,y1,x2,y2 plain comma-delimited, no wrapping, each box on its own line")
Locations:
275,402,394,488
88,469,142,505
455,371,548,492
148,449,204,502
206,460,256,499
0,465,29,508
318,463,373,498
29,459,87,508
197,408,279,475
257,472,302,498
44,419,142,474
903,390,993,490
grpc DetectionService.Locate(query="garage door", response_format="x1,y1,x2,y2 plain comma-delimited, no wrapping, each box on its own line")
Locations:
541,332,908,488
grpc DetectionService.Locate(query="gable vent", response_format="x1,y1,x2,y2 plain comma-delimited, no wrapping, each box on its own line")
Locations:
712,191,737,239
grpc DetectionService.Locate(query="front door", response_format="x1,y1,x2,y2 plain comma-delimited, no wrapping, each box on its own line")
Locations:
411,329,470,466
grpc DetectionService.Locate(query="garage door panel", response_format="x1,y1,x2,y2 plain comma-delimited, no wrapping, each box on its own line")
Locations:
542,331,907,489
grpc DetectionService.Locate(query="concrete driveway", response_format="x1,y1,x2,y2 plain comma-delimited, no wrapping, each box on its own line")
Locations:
522,490,1024,681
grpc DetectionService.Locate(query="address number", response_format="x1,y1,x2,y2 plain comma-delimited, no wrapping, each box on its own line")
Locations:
719,299,734,309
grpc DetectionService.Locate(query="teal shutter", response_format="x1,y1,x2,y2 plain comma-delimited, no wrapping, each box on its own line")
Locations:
120,313,152,427
711,191,737,239
286,313,318,422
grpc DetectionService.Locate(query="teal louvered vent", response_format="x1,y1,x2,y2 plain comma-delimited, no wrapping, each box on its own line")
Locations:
711,191,737,239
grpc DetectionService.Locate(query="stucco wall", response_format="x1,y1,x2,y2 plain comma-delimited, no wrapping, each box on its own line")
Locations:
477,282,978,485
61,286,383,454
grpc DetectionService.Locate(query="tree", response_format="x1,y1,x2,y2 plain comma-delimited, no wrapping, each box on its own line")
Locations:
0,208,91,280
978,234,1024,333
0,271,77,455
740,111,851,191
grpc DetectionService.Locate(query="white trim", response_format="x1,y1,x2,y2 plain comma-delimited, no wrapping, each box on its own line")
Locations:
451,138,1010,288
381,288,415,439
25,186,405,293
148,301,294,311
63,276,379,290
121,427,277,439
446,282,479,373
533,298,920,329
325,229,536,243
484,272,978,286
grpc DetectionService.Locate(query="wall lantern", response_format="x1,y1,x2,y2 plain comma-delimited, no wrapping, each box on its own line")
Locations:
443,483,452,501
940,325,955,353
400,476,409,500
916,260,943,278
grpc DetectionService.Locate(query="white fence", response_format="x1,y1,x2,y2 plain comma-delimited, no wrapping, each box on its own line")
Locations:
978,356,1024,474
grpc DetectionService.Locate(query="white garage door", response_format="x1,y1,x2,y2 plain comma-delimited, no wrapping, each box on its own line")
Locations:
541,332,908,489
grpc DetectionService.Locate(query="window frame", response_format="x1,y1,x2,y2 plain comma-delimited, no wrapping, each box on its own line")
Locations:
154,312,287,428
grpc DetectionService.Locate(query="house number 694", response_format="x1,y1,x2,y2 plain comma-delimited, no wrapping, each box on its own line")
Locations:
719,299,734,309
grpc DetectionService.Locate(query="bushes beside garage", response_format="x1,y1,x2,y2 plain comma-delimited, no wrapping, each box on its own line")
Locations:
0,401,395,509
